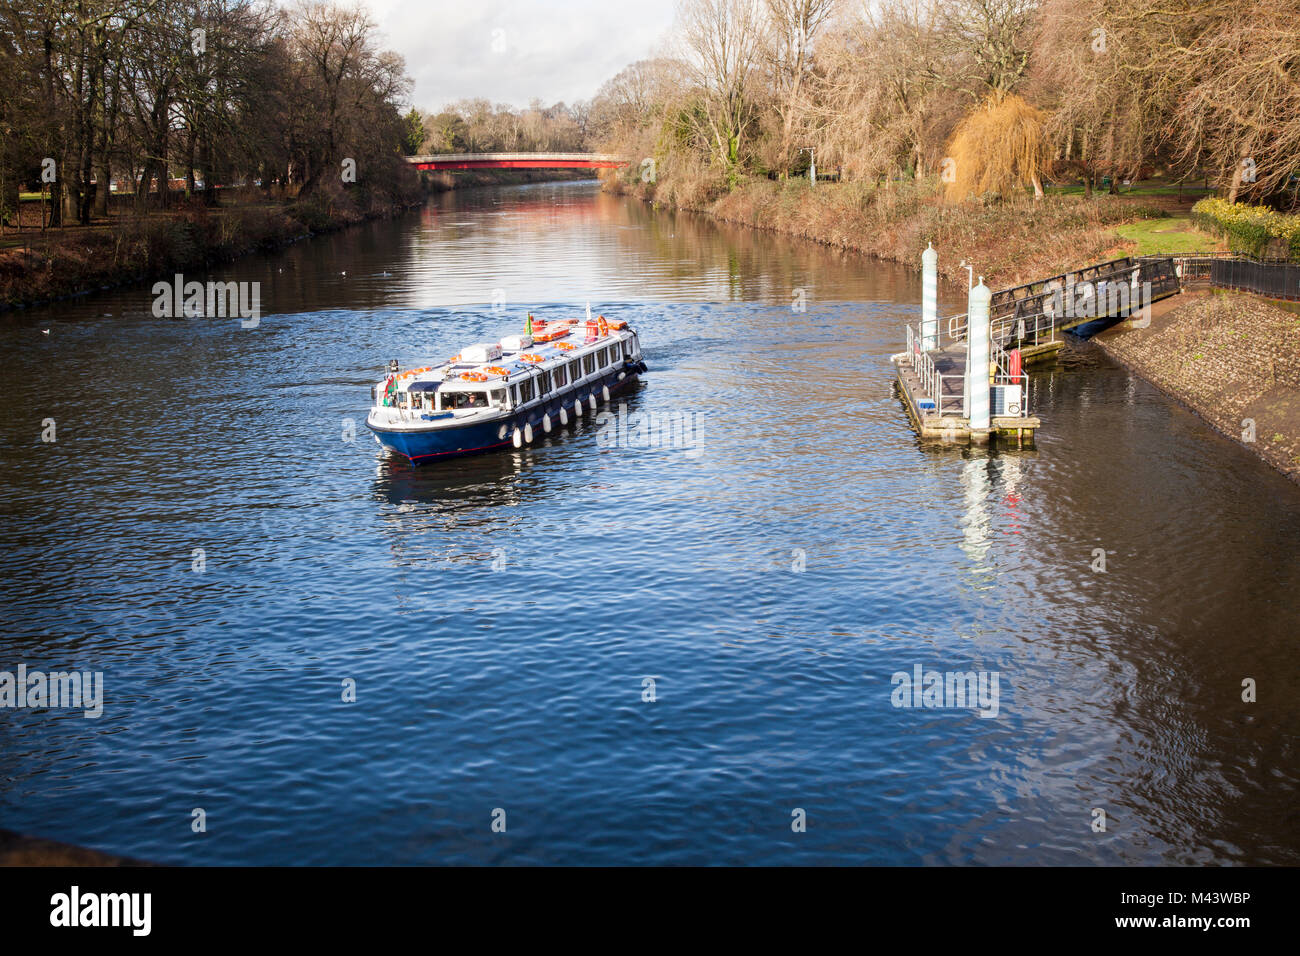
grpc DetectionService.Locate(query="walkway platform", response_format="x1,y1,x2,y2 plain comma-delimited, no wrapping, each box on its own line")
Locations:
894,342,1040,444
892,254,1184,445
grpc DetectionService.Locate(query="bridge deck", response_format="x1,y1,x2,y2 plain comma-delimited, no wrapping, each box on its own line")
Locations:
408,152,628,171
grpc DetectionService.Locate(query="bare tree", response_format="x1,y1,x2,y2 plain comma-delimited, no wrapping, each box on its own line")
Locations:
812,0,952,182
674,0,768,181
763,0,836,177
940,0,1041,99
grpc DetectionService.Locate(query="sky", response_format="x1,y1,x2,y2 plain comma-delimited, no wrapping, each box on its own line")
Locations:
357,0,676,112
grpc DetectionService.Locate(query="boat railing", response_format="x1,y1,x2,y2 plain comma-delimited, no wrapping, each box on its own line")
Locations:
907,310,1031,418
945,311,968,342
908,321,965,417
990,339,1030,418
990,308,1059,350
907,312,971,349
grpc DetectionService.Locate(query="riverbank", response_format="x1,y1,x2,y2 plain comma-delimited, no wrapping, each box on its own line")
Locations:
609,176,1220,288
0,189,422,311
1095,290,1300,483
0,828,145,865
0,171,593,312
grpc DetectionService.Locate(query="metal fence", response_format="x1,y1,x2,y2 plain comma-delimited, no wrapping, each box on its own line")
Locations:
990,256,1139,318
1140,253,1300,300
987,256,1180,342
906,316,1030,418
1149,252,1240,282
1210,258,1300,300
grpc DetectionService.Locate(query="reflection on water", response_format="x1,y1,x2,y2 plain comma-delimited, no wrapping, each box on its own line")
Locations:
0,181,1297,866
374,446,535,509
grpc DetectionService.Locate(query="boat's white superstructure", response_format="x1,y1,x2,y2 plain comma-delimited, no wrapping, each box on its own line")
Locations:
366,315,646,461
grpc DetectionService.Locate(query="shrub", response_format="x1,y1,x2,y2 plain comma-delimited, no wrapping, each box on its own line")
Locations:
1192,198,1300,259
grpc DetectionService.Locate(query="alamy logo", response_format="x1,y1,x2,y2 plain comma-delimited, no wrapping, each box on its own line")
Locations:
0,665,103,718
50,886,150,936
891,664,1000,718
1046,278,1153,325
152,273,260,327
594,403,702,454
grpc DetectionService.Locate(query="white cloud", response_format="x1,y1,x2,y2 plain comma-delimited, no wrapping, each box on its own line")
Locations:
360,0,673,110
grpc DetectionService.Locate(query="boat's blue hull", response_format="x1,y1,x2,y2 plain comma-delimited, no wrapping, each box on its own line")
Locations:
368,365,643,464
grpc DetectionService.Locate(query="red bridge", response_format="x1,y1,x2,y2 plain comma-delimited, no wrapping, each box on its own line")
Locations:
407,152,629,171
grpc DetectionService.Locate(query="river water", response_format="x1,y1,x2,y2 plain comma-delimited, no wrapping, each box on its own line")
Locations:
1,181,1297,865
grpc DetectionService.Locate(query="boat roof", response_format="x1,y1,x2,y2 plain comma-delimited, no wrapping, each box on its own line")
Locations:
392,319,633,391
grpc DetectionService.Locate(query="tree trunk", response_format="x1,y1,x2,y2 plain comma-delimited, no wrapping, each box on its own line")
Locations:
61,167,79,225
48,181,62,228
79,142,94,224
199,134,216,207
93,153,110,217
186,127,196,197
0,174,17,232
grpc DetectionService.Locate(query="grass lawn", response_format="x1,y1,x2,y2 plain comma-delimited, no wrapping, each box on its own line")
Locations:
1113,216,1224,255
1043,178,1215,199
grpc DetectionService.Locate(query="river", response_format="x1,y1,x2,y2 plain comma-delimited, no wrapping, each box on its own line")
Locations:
1,180,1296,865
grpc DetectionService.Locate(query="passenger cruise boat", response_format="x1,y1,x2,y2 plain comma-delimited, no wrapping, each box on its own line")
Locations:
366,314,647,462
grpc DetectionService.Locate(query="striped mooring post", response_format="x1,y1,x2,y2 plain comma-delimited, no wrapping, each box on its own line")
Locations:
921,243,938,351
966,278,992,436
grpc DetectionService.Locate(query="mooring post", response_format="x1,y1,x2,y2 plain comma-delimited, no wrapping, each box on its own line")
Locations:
967,278,992,438
921,243,938,351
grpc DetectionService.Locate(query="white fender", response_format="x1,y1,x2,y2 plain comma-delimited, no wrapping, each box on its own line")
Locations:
574,400,582,418
523,423,533,444
559,406,568,425
512,428,522,448
589,394,597,412
543,414,552,433
602,385,610,402
498,425,508,440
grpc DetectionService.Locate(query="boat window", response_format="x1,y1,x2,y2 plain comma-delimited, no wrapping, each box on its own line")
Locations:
538,371,551,396
570,359,583,381
518,378,535,403
553,365,567,388
491,388,507,407
583,354,596,375
444,391,489,409
510,385,519,405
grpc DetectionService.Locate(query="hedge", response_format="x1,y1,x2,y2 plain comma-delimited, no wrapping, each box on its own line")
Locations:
1191,198,1300,260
